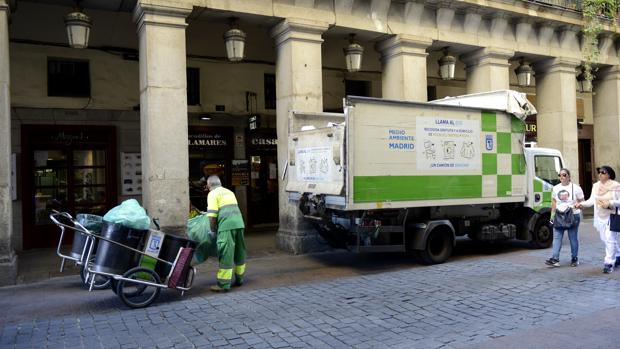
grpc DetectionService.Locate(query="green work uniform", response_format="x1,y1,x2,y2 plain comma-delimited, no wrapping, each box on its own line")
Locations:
207,186,246,289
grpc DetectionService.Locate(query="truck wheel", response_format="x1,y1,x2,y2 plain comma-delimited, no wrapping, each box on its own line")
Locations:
417,228,454,265
530,218,553,249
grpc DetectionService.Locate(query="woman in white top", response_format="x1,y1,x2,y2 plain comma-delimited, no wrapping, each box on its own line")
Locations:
576,165,620,273
545,168,584,267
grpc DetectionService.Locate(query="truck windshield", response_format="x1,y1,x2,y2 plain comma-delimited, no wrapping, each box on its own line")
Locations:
534,155,563,185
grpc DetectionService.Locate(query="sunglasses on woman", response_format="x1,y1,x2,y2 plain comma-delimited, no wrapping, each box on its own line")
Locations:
559,173,569,177
599,170,608,175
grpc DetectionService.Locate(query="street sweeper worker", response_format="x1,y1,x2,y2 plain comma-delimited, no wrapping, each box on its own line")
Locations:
206,175,246,292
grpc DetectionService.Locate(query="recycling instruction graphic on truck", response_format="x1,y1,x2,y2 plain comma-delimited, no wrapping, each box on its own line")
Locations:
416,116,480,171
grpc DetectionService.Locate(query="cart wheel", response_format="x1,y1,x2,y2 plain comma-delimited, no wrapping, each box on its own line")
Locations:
80,260,111,290
110,279,118,294
116,267,161,309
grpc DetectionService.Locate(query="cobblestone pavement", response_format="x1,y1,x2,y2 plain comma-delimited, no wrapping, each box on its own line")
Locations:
2,218,620,348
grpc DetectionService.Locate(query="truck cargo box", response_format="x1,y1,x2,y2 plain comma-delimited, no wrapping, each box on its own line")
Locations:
286,91,535,211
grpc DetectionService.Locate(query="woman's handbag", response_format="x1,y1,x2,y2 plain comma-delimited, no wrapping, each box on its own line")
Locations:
553,184,576,229
554,209,575,229
610,208,620,232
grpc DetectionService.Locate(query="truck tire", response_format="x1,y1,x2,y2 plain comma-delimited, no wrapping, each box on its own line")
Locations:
530,217,553,249
416,228,454,265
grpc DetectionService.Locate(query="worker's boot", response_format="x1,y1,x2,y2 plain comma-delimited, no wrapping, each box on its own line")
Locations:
232,275,244,287
210,285,230,293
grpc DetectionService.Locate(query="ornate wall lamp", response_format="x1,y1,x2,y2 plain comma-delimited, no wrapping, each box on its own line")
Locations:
515,59,534,87
438,48,455,80
343,34,364,73
224,18,246,62
64,0,91,49
576,66,593,93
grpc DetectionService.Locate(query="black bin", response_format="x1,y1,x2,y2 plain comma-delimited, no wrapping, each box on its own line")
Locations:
70,214,103,261
155,234,197,279
92,220,148,275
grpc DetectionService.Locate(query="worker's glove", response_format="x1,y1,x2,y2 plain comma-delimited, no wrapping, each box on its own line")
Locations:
208,230,217,240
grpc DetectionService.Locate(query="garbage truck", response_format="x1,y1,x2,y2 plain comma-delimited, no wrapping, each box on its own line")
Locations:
285,90,563,264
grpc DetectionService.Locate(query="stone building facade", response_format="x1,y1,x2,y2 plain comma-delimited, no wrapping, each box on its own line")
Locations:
1,0,618,285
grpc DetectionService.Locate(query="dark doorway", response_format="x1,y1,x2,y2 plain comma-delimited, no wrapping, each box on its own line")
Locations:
578,139,593,199
188,127,234,212
247,129,279,227
345,80,371,97
21,125,117,249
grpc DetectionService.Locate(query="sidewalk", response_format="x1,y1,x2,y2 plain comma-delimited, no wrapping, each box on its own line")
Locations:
15,229,287,285
14,207,595,285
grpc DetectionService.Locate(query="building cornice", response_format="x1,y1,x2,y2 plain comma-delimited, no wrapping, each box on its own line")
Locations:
133,0,193,33
270,18,329,47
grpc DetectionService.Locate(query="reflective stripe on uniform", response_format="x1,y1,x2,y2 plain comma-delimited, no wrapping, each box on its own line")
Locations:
217,268,233,280
234,264,246,276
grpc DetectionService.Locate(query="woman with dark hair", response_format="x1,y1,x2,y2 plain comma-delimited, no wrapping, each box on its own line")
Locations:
545,168,584,268
577,165,620,273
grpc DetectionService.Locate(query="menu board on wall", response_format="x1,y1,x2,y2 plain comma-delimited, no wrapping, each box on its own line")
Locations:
121,152,142,196
231,160,250,186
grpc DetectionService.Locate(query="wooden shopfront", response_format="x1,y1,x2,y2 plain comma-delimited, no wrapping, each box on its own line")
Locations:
21,125,117,249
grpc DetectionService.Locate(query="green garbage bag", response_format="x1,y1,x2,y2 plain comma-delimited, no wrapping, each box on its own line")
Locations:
187,213,217,264
76,214,103,235
103,199,150,230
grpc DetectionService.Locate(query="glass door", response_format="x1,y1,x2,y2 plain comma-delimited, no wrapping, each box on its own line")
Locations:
22,125,117,249
73,150,108,215
33,150,69,226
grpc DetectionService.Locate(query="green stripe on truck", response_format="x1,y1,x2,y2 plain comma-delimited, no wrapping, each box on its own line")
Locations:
481,112,496,132
511,117,524,133
353,175,482,202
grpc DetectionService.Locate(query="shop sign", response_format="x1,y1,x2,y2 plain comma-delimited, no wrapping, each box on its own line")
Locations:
50,131,90,146
249,130,277,149
250,137,277,146
525,118,537,142
188,128,231,149
37,128,113,146
231,159,250,186
249,115,260,130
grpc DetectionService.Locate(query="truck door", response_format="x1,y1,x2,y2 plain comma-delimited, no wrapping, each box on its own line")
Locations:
528,153,563,211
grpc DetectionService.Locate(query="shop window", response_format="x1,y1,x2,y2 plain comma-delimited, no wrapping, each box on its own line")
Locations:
47,58,91,97
187,67,200,106
264,74,276,110
345,79,371,97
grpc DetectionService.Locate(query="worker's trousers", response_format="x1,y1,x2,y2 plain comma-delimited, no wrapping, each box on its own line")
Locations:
216,228,246,289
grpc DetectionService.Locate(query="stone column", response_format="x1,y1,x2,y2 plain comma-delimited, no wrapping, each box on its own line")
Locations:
271,18,329,253
0,0,17,286
534,57,581,184
376,34,433,102
133,1,192,233
461,47,514,93
593,65,620,170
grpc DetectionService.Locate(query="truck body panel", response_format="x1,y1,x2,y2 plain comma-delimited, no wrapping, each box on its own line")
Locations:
285,91,562,260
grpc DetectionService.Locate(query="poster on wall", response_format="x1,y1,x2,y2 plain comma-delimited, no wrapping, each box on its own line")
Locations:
231,160,249,186
121,152,142,195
